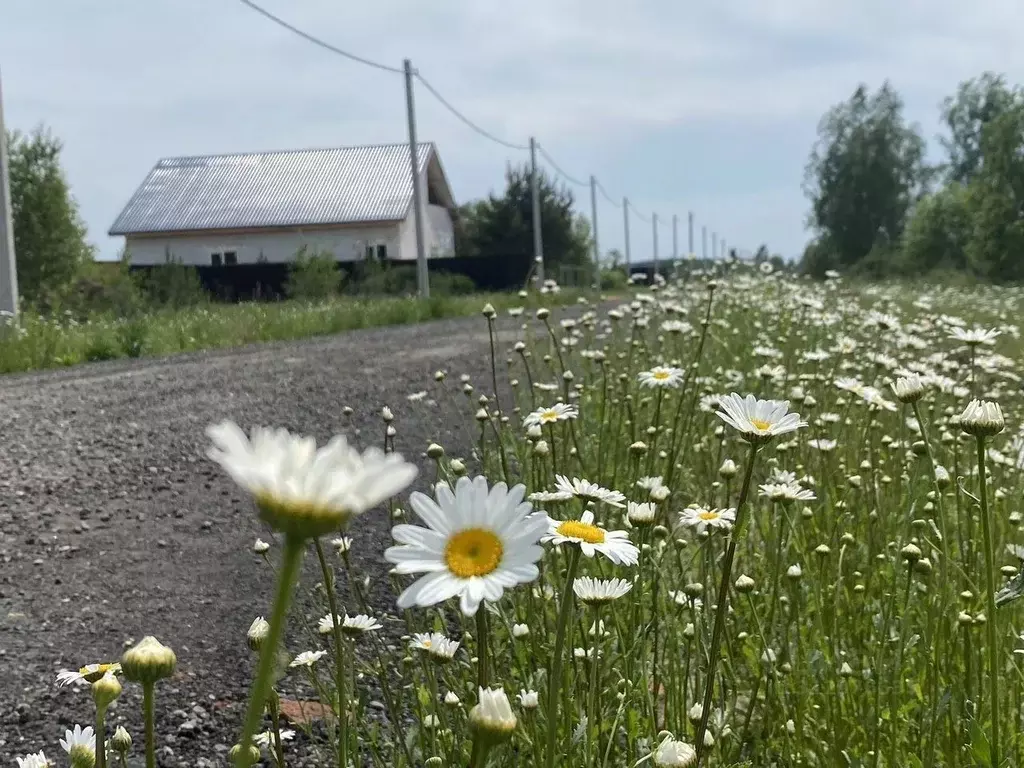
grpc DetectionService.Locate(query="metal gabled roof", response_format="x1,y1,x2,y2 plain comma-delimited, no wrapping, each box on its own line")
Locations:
109,142,436,235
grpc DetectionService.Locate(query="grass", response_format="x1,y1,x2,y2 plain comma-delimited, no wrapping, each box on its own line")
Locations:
25,269,1024,768
0,290,582,375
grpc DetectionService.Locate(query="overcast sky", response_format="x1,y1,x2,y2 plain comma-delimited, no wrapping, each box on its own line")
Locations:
3,1,1024,263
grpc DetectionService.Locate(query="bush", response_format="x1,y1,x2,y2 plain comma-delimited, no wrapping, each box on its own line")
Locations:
351,263,476,297
285,248,344,300
138,261,208,308
59,259,146,320
599,266,628,290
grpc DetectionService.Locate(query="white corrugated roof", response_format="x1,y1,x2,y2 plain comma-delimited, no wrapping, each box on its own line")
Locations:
109,142,437,235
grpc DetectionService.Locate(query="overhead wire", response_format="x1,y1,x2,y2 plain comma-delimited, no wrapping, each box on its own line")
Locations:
415,73,530,151
234,0,403,74
596,180,622,208
537,145,588,187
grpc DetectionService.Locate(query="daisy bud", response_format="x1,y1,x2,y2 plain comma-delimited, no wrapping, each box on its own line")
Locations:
914,557,933,575
683,622,695,638
847,475,862,488
653,735,697,767
450,459,467,476
786,719,796,735
434,370,446,382
229,744,262,764
342,406,354,416
815,544,831,556
630,441,648,455
536,308,550,320
653,524,670,540
975,612,987,625
111,726,132,754
786,564,802,580
382,406,394,422
958,611,974,626
839,662,854,677
426,443,445,459
253,538,270,554
890,375,925,404
959,399,1005,437
1001,565,1018,577
912,440,927,456
563,370,574,381
425,758,444,768
901,543,922,564
518,689,540,709
512,623,530,637
444,691,461,707
70,745,95,768
650,486,671,502
687,702,703,723
469,687,517,745
533,440,550,456
247,617,270,651
841,533,855,545
684,582,704,599
482,303,497,319
120,636,176,685
475,408,489,422
735,574,755,593
718,459,737,478
526,424,543,440
92,671,121,713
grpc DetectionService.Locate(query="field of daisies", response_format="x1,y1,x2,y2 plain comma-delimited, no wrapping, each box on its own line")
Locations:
26,270,1024,768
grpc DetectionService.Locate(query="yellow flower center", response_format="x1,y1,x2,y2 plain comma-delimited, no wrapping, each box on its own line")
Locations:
556,520,607,544
652,370,670,380
541,409,559,422
80,663,119,683
750,419,772,431
698,511,720,521
445,528,504,578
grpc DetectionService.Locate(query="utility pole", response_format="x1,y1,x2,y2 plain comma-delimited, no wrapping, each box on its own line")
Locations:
623,197,631,276
589,175,599,289
652,213,659,280
712,232,718,260
403,59,429,299
0,68,17,318
671,214,678,262
702,225,707,260
722,238,727,259
688,211,694,257
529,137,544,284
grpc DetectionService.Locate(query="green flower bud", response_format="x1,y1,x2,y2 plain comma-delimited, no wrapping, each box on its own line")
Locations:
229,744,262,764
120,636,177,685
111,726,132,754
92,671,122,713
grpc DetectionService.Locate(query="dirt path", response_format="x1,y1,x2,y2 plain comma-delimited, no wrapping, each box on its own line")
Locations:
0,313,517,766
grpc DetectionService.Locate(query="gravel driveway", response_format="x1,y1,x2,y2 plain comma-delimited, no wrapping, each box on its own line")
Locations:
0,313,517,766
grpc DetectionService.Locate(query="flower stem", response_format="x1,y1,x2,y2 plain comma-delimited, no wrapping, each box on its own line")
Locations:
268,690,287,768
477,608,490,689
545,547,582,768
142,682,156,768
694,443,759,766
236,535,305,767
976,435,1001,767
315,538,349,768
95,707,107,768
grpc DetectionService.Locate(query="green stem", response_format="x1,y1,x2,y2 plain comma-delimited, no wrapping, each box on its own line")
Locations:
545,547,582,768
268,690,287,768
95,708,107,768
977,436,1001,767
235,536,306,767
143,682,156,768
694,443,759,766
315,539,349,768
477,608,490,690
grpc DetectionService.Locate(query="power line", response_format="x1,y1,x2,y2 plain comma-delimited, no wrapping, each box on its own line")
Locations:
415,73,529,151
631,205,651,225
596,180,622,208
234,0,403,74
537,144,588,187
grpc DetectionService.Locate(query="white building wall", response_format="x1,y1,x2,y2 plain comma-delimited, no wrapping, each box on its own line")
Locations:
392,204,455,262
125,223,403,266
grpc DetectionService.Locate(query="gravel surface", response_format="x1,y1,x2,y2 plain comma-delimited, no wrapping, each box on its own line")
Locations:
0,313,523,766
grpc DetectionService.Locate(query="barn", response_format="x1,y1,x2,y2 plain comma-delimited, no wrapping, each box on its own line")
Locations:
109,142,457,271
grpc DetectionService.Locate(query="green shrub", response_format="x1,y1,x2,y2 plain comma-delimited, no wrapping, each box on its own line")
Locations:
116,318,149,358
138,261,208,308
285,248,344,300
600,267,628,290
84,330,121,362
60,259,146,319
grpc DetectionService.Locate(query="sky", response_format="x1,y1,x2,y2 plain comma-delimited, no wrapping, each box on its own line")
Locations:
3,0,1024,263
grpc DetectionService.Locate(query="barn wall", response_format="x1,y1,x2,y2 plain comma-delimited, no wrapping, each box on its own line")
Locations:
125,223,404,266
391,204,454,262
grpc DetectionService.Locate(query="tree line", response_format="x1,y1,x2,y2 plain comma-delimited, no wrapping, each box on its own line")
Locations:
802,72,1024,281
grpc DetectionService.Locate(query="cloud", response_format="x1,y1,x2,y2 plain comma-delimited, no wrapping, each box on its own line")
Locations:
3,0,1024,261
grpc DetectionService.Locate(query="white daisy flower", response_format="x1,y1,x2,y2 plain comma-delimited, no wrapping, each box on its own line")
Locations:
949,327,1000,346
56,663,121,688
573,576,634,605
15,752,50,768
60,725,95,755
543,510,639,565
638,366,685,388
469,687,517,738
289,650,328,668
385,476,547,616
807,438,837,452
410,632,460,661
523,402,578,428
254,729,295,747
626,501,657,526
554,475,626,507
678,505,736,534
636,476,666,491
528,490,574,504
206,421,418,538
341,614,382,636
653,735,697,767
518,689,540,709
758,482,816,503
715,393,807,444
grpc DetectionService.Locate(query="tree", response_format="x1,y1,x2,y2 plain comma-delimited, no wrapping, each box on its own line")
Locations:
458,164,590,285
941,72,1022,184
803,83,928,272
900,185,972,275
7,126,93,306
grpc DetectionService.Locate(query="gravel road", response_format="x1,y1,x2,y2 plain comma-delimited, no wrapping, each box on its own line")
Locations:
0,313,520,766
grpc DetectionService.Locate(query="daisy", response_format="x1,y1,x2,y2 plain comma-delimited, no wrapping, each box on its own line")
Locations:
60,725,95,757
949,327,1000,346
636,476,666,492
678,505,736,534
56,663,121,688
626,501,657,526
638,366,685,388
410,632,460,661
15,753,50,768
469,687,517,738
807,438,837,452
759,482,816,503
652,735,697,767
543,510,639,565
518,689,540,708
528,490,574,504
554,475,626,507
523,402,578,429
206,421,418,538
255,729,295,747
385,476,547,616
341,614,382,636
715,393,807,444
289,650,328,668
573,576,634,605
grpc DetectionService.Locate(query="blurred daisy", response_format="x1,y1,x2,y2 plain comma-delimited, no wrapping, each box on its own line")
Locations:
574,576,634,605
638,366,684,388
554,475,626,507
652,735,697,767
385,476,547,616
254,729,295,747
678,506,736,534
56,663,121,688
715,393,807,444
627,501,657,526
807,438,837,452
949,327,1000,346
206,421,418,538
524,402,578,428
528,490,574,504
759,482,816,503
543,510,639,565
60,725,95,757
410,632,460,661
289,650,328,668
15,752,50,768
636,476,666,492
